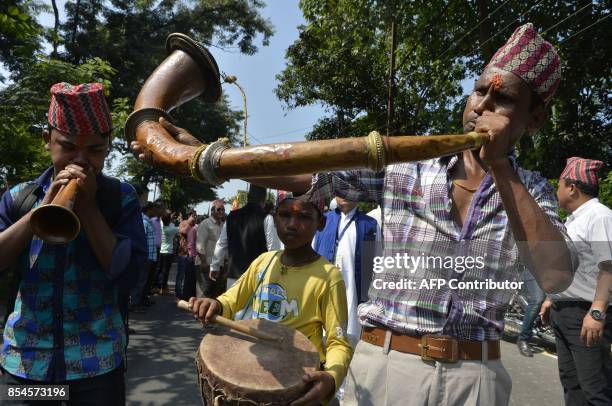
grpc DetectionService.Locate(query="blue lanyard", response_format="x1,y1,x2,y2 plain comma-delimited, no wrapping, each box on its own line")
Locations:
240,251,279,320
333,213,356,262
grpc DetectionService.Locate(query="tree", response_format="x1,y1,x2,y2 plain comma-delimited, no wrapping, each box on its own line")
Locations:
56,0,274,209
0,0,274,210
276,0,473,139
276,0,610,181
0,1,45,79
0,57,123,187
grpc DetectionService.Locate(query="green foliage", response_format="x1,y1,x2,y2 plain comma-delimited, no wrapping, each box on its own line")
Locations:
56,0,273,209
598,172,612,209
276,0,471,139
0,0,273,210
0,1,44,77
278,0,610,181
227,189,248,210
0,57,119,187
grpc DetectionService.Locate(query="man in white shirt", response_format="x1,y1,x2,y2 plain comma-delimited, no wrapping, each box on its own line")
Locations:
313,196,379,402
313,196,379,346
540,157,612,406
195,199,226,297
210,186,280,286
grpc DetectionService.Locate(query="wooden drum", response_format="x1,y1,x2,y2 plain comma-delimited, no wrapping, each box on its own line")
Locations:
196,319,320,405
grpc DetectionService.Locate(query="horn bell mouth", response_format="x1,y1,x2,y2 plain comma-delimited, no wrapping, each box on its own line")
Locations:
165,33,222,103
30,204,81,244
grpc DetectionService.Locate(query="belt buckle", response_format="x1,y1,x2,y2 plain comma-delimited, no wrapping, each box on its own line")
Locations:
362,331,379,345
420,335,459,363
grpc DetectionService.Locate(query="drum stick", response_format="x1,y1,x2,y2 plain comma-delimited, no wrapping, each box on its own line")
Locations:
177,300,281,342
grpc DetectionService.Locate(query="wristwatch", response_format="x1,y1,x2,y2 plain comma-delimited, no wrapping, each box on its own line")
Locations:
590,308,605,321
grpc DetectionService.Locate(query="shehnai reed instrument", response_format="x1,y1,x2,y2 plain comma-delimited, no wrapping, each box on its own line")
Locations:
125,33,488,184
30,178,80,244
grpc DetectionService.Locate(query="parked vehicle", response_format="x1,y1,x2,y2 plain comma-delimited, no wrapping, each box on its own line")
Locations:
503,289,557,349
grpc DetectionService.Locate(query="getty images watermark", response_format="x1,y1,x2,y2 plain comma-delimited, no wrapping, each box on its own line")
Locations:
370,253,524,291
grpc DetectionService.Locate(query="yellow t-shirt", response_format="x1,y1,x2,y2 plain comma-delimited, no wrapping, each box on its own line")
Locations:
217,250,353,389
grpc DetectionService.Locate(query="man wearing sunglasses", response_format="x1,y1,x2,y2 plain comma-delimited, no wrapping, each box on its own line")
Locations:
196,199,227,297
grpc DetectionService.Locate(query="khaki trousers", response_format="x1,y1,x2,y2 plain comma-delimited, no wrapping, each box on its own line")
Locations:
341,340,512,406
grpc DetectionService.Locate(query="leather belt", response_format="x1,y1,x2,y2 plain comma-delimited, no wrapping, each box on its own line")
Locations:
361,327,500,363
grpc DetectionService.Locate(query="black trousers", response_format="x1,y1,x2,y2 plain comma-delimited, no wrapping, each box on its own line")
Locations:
551,301,612,406
0,366,125,405
155,253,175,289
202,266,227,298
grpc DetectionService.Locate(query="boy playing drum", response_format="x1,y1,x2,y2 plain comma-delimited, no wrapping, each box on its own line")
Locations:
189,197,353,405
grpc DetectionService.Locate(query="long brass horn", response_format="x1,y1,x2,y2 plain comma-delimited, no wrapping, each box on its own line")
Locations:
124,33,222,176
30,178,80,244
126,33,488,184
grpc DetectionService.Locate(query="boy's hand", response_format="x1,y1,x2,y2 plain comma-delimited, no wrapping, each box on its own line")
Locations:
188,297,220,324
53,164,97,212
290,371,335,406
41,177,71,206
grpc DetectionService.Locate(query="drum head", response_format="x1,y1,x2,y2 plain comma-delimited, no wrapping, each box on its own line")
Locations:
197,319,320,404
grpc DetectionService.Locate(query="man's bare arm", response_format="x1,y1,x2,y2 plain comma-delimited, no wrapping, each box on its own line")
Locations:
593,267,612,305
490,160,573,293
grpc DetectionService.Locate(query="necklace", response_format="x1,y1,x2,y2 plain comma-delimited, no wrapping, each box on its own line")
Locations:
452,180,478,193
280,253,320,274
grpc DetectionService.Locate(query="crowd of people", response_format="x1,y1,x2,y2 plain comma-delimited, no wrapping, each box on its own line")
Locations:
123,198,221,314
0,22,609,406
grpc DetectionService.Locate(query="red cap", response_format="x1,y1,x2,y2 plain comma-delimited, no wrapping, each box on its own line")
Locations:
486,23,561,105
48,83,113,137
560,157,604,186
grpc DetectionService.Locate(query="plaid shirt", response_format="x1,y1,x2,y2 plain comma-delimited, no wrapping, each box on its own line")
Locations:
143,214,157,262
0,167,147,381
310,155,574,341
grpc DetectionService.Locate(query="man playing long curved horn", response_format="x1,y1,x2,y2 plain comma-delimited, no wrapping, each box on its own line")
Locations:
131,23,577,406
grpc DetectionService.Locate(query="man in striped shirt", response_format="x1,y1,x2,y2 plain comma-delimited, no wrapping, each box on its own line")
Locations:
253,24,577,406
131,23,578,406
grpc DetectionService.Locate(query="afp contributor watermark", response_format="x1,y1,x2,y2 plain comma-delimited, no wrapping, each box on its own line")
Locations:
372,278,523,291
370,253,523,291
372,253,486,274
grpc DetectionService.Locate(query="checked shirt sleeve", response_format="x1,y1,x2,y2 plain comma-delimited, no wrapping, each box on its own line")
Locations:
307,169,385,206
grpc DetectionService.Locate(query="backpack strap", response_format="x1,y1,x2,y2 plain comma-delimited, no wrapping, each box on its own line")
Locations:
96,175,122,229
95,175,135,357
9,183,42,223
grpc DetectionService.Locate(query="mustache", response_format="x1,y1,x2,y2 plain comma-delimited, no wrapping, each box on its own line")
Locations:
463,115,479,131
464,113,479,123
